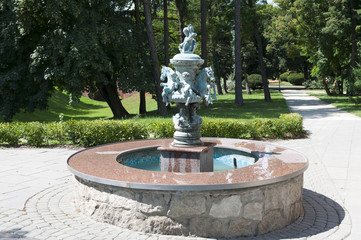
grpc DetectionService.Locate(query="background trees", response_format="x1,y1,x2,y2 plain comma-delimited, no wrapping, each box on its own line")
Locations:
270,0,361,95
1,0,360,121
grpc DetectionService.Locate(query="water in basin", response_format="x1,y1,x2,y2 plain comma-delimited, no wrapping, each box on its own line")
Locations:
118,148,257,172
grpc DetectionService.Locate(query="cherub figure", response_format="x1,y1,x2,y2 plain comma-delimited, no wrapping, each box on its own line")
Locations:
178,24,198,54
180,72,196,106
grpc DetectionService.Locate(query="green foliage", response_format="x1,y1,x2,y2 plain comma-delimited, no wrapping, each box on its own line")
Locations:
279,71,293,82
0,114,305,147
150,121,174,138
287,73,305,85
22,122,46,146
0,122,21,145
65,120,149,147
202,120,248,139
303,80,323,89
0,0,53,121
247,74,263,90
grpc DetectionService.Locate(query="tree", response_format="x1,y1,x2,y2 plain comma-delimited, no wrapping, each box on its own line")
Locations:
175,0,187,42
209,1,234,95
164,0,169,66
0,0,54,121
273,0,360,95
248,0,271,102
235,0,244,105
134,0,147,114
8,0,140,120
142,0,167,115
201,0,207,67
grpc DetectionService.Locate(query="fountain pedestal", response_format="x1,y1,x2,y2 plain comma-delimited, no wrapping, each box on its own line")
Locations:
158,24,218,172
158,142,215,172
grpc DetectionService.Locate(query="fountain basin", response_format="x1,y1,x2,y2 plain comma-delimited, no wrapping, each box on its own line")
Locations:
67,138,308,238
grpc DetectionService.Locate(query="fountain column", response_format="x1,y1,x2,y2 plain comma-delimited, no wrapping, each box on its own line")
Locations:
157,24,216,172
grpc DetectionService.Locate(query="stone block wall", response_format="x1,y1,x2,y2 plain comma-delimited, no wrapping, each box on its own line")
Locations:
73,174,304,238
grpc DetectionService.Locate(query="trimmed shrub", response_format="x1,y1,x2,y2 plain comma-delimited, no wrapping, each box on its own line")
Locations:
287,73,305,85
303,80,323,89
247,74,263,90
46,121,68,144
65,120,149,147
0,113,305,146
151,121,174,138
0,122,21,145
279,71,293,82
22,122,46,146
275,113,304,138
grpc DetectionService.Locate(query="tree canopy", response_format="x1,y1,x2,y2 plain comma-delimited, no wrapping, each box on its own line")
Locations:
1,0,360,121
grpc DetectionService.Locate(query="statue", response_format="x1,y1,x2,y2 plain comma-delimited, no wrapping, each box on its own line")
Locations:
194,67,217,105
178,25,198,54
160,66,179,106
160,24,216,146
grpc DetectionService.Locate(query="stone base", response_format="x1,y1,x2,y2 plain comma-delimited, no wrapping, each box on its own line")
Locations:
73,174,304,238
158,142,215,172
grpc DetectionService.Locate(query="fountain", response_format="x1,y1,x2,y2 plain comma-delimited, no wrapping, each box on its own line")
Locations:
67,25,308,238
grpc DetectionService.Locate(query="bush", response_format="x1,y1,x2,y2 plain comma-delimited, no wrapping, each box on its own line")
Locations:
65,120,148,147
22,122,46,146
0,113,305,146
279,71,293,82
151,121,174,138
46,122,68,144
303,80,323,89
247,74,263,90
275,113,304,138
201,120,248,138
287,73,305,85
0,122,21,145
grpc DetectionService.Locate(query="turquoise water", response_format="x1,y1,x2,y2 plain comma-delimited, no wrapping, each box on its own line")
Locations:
118,148,257,172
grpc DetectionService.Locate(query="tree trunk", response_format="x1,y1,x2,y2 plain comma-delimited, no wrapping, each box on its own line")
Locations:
216,78,223,95
134,0,146,114
244,72,251,94
201,0,207,67
142,0,167,116
175,0,186,42
139,90,146,114
98,83,129,119
303,58,309,80
235,0,244,106
322,79,332,96
223,77,228,93
164,0,169,66
248,0,271,102
350,0,356,69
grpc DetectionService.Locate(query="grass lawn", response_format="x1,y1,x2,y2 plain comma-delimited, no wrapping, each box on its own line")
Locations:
11,89,290,122
308,92,361,118
268,80,294,87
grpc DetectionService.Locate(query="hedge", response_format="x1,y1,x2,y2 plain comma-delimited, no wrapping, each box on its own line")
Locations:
247,74,263,90
287,72,305,85
279,71,293,82
0,113,305,147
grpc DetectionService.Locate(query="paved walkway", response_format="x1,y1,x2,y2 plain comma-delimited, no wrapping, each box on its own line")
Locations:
0,90,359,239
278,90,361,239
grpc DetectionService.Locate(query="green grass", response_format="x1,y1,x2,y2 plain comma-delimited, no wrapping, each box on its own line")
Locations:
308,92,361,118
268,81,294,87
10,89,290,123
12,91,113,122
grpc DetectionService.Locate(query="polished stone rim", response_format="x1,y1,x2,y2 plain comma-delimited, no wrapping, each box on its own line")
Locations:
67,138,309,191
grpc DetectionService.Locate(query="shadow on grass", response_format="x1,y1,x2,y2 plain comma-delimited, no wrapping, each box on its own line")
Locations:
138,93,289,121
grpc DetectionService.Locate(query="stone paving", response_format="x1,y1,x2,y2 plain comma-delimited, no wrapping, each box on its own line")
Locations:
0,90,358,239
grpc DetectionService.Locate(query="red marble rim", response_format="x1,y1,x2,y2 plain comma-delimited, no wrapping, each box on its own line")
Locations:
67,138,308,191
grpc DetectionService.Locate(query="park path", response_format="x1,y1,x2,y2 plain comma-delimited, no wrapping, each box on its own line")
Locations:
277,90,361,239
0,90,358,239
